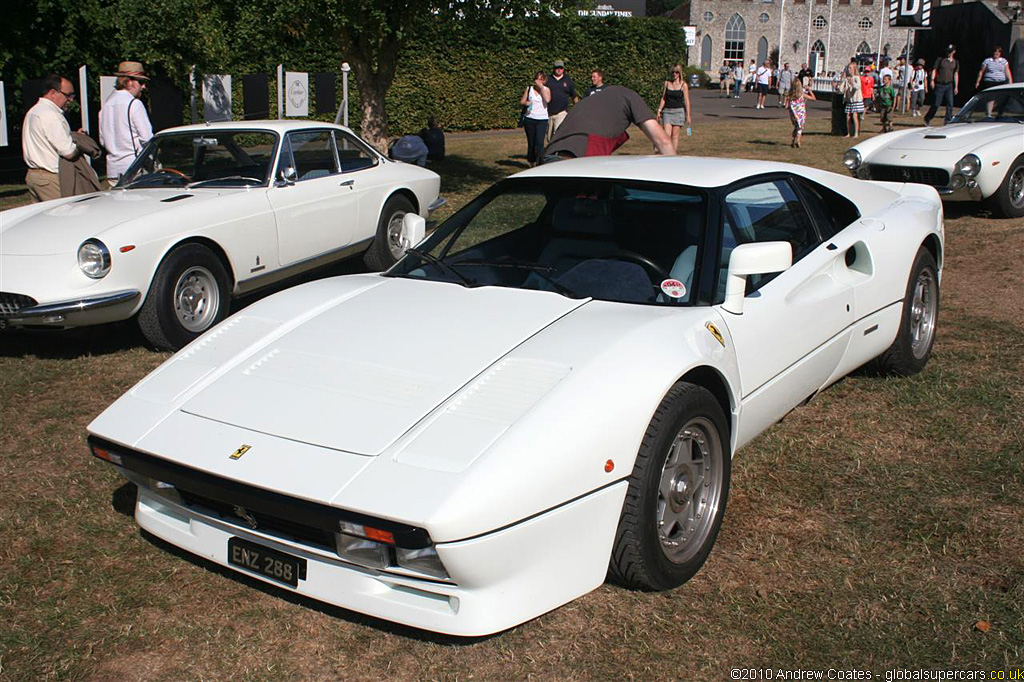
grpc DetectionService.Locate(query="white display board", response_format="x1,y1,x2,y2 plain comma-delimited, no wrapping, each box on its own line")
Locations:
100,76,117,107
285,71,309,117
78,66,90,134
0,82,7,146
203,74,233,122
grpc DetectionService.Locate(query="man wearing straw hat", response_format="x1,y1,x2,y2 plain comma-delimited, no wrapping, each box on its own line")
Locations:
99,60,154,185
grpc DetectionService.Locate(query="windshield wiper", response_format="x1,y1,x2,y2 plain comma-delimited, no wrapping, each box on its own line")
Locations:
454,257,581,298
118,169,190,189
405,247,474,286
187,176,264,189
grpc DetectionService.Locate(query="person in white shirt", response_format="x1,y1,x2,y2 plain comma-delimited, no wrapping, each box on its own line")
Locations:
99,61,154,184
22,73,79,203
755,61,772,109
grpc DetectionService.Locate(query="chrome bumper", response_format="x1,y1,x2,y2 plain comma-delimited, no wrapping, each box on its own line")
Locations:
1,290,140,326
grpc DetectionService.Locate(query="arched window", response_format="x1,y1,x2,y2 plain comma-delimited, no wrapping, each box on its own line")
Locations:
813,15,827,28
810,39,826,74
759,12,770,23
701,35,713,70
703,10,714,21
724,14,746,64
857,41,871,54
757,36,769,65
858,16,873,29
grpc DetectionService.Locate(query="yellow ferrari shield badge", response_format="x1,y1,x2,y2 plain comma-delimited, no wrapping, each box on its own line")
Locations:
229,444,252,460
705,322,725,348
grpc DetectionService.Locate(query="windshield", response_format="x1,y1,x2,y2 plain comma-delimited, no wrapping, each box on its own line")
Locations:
388,178,708,306
951,88,1024,124
118,131,279,188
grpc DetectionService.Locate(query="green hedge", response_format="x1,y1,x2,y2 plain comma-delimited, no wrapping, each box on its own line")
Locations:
3,11,686,136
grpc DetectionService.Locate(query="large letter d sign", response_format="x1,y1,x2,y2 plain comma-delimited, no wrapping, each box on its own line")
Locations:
901,0,920,15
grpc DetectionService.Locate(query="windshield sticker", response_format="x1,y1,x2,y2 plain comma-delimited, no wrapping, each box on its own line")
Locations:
660,279,686,299
705,322,725,347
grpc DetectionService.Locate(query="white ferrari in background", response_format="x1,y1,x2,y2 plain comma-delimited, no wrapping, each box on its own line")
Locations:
0,121,442,350
844,83,1024,217
88,156,943,636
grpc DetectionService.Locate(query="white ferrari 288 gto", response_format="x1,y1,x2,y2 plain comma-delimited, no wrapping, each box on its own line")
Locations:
88,156,944,635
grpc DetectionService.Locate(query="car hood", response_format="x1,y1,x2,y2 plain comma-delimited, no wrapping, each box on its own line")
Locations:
0,188,236,255
884,122,1021,153
177,278,587,457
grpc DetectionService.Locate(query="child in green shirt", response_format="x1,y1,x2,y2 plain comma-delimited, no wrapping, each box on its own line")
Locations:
878,74,896,133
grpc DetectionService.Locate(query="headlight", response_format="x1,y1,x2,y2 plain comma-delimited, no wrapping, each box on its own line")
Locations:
78,239,111,279
843,149,862,171
955,153,981,178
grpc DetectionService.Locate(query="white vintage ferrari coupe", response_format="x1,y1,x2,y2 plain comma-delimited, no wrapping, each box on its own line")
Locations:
843,83,1024,217
0,121,441,349
88,156,943,636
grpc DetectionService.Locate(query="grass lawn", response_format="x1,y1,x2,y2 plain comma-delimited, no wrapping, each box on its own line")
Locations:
0,110,1022,679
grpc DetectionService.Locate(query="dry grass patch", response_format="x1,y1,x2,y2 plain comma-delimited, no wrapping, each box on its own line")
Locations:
1,111,1022,679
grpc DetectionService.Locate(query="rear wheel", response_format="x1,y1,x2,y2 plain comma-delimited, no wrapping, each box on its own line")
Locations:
138,243,231,351
874,246,939,376
364,194,415,271
989,157,1024,218
609,383,730,591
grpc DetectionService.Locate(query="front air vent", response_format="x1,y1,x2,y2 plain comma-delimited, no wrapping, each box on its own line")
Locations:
161,194,194,203
0,292,38,318
73,195,100,203
923,134,946,139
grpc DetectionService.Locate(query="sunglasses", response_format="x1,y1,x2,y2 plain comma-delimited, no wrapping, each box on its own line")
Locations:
60,90,76,99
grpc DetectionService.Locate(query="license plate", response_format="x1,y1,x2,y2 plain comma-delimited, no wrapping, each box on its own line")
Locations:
228,537,307,587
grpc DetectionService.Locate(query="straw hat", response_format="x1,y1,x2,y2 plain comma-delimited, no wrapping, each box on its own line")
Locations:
114,61,149,81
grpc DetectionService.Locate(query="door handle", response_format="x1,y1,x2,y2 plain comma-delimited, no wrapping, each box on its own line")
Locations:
340,179,355,188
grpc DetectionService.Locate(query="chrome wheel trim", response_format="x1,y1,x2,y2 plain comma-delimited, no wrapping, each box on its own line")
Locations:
909,266,937,360
656,416,724,564
386,210,409,260
1008,166,1024,209
173,266,219,333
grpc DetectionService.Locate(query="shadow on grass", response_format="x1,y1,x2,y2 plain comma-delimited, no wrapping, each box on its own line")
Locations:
431,153,514,195
0,321,149,359
0,188,28,199
748,139,781,146
112,482,138,517
137,527,502,644
496,159,530,170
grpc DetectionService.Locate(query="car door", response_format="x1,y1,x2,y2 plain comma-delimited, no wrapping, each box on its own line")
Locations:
333,129,388,243
715,176,855,446
266,129,361,267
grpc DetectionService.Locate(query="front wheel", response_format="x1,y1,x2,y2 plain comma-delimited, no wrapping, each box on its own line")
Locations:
874,246,939,376
364,194,416,271
138,243,231,351
609,383,730,591
989,157,1024,219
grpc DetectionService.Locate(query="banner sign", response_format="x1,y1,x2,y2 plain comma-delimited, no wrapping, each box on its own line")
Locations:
0,82,7,147
100,76,117,107
203,74,233,121
890,0,931,28
683,26,696,47
78,66,90,135
285,71,308,117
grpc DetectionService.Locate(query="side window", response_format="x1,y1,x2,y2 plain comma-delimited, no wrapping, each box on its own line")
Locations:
794,177,860,238
334,131,379,173
718,178,820,293
285,130,338,181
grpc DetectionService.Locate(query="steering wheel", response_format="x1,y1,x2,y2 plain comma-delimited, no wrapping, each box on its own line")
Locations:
157,168,189,179
598,249,670,282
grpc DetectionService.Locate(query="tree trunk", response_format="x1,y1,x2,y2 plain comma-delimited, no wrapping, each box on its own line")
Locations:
354,69,390,153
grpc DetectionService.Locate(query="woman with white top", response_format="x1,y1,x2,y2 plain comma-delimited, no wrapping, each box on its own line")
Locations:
520,72,551,166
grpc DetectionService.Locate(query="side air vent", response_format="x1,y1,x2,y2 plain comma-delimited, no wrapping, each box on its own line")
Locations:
161,194,194,203
73,195,101,203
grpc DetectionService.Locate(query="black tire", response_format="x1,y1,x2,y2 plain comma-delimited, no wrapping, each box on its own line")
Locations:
988,157,1024,219
874,246,939,376
364,194,415,271
609,383,730,591
138,243,231,351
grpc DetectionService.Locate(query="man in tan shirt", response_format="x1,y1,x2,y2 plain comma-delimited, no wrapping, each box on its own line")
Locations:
22,74,79,203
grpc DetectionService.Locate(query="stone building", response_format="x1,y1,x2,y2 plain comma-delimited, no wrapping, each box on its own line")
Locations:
688,0,922,76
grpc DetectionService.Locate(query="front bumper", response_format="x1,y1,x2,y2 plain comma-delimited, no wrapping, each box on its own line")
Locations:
107,455,625,636
0,289,140,329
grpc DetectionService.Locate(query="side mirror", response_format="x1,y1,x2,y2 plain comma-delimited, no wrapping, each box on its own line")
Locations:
399,213,426,253
722,241,793,315
279,166,297,185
